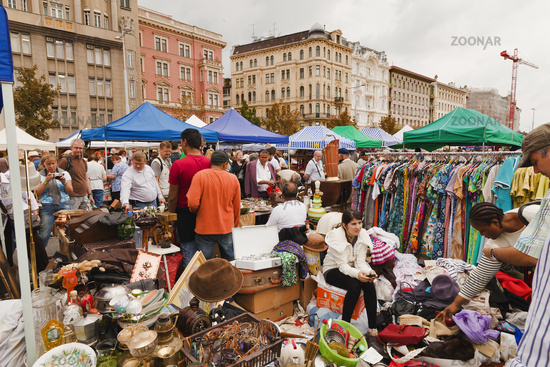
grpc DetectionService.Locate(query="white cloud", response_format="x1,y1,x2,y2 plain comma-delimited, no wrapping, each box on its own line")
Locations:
139,0,549,131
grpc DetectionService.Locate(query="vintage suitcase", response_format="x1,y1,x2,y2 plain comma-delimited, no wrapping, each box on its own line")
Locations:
74,238,136,258
73,215,119,245
232,225,282,270
238,264,298,294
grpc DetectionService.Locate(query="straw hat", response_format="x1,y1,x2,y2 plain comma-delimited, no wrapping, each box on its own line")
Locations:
28,151,40,158
188,258,243,302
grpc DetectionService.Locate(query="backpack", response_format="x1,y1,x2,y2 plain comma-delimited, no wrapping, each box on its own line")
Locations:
518,201,541,226
64,155,87,178
152,156,171,173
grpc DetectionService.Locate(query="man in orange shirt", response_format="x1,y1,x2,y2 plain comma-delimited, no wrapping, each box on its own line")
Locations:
187,151,241,261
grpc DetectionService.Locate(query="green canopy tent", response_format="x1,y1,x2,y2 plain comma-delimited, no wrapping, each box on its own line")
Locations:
398,107,523,151
331,125,382,148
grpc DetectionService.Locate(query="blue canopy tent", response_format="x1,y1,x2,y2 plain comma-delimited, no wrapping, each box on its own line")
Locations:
203,108,289,144
360,128,402,147
0,5,38,362
80,102,218,142
277,126,356,151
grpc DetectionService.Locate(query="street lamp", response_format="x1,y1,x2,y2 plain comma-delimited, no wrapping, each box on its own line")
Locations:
351,83,366,126
531,108,536,132
115,22,134,115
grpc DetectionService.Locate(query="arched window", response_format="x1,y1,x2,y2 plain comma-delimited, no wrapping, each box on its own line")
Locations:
300,86,304,97
309,103,312,114
271,90,275,100
300,50,304,60
327,86,330,98
327,104,330,114
253,91,256,102
281,88,285,99
235,62,239,71
316,46,320,57
240,61,243,70
286,87,290,98
254,59,257,67
316,84,320,99
309,84,312,99
265,91,269,101
266,56,269,66
345,55,348,65
338,53,342,63
323,47,326,57
309,47,312,57
270,56,274,65
300,105,304,115
236,94,240,104
316,103,320,114
327,50,330,60
345,89,348,100
248,92,251,102
241,94,244,103
283,53,287,62
288,52,292,61
249,60,253,68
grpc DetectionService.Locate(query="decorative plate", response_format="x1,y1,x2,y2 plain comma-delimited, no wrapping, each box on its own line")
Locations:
33,343,97,367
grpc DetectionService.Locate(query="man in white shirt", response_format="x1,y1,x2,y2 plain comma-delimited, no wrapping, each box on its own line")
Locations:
151,141,172,201
266,182,307,232
244,150,276,198
121,152,165,210
87,153,106,206
303,150,325,183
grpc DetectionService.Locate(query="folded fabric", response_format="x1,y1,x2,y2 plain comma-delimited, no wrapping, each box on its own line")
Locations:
506,311,528,330
496,271,532,301
452,309,500,345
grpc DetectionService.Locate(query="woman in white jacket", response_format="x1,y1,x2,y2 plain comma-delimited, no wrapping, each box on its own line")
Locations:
323,210,378,325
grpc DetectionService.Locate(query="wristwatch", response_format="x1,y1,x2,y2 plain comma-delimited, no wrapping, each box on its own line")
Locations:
490,247,497,260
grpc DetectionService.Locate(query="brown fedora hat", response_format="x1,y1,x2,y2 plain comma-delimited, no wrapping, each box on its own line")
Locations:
188,258,243,302
302,233,328,252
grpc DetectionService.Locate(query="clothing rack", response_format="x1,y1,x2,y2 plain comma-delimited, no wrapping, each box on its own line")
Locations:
363,151,522,156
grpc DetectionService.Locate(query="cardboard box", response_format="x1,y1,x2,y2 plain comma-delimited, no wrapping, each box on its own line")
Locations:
317,283,364,320
253,301,294,321
299,277,317,309
233,282,300,313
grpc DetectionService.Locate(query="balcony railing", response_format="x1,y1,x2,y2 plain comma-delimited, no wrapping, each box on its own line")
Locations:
334,97,344,103
302,113,331,119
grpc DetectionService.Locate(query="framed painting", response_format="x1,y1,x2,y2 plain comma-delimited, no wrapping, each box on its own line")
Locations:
130,249,162,283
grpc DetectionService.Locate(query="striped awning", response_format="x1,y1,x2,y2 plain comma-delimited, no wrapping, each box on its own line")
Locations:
361,128,402,147
277,126,356,151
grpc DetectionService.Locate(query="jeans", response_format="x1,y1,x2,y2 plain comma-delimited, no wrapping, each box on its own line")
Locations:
92,189,104,206
39,202,71,247
180,241,199,268
70,195,89,210
195,233,235,261
129,199,157,209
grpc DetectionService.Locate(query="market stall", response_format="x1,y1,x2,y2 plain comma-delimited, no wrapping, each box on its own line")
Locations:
360,127,402,147
55,130,157,149
331,125,382,148
0,126,56,151
185,115,206,128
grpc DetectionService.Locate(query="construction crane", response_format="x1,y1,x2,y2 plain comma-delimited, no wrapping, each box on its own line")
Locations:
500,49,538,130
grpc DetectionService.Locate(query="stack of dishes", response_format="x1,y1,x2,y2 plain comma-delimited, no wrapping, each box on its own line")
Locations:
116,291,168,328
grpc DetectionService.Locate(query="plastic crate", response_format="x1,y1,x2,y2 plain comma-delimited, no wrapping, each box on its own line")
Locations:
180,312,283,367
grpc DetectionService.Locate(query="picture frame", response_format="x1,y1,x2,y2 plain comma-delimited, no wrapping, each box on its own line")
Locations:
130,249,162,283
168,251,218,312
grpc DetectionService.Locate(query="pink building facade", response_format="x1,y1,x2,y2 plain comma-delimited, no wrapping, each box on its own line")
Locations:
138,7,226,123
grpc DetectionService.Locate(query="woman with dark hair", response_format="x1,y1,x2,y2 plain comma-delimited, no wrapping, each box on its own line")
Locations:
322,209,378,325
438,202,539,322
231,150,246,198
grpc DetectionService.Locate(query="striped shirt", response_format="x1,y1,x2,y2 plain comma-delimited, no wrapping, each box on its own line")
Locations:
514,189,550,258
458,255,502,300
509,229,550,367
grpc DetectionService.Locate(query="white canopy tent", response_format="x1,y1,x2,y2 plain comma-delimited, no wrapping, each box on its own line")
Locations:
393,125,414,142
185,115,207,128
0,126,56,150
56,130,157,149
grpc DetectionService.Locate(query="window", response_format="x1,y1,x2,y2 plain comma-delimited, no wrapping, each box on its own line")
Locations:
127,50,134,68
327,50,330,60
309,47,312,58
43,1,47,14
300,50,304,60
162,62,168,76
94,11,101,27
210,94,214,105
105,80,112,97
56,40,64,58
156,61,162,75
316,46,320,57
10,33,21,53
286,70,290,79
129,80,135,98
156,61,169,76
270,56,274,65
316,84,320,99
288,52,292,61
103,49,110,66
281,88,285,99
265,91,269,101
270,73,274,83
68,75,75,94
249,60,253,68
203,49,213,60
184,44,190,58
309,84,312,99
155,37,161,51
95,48,102,65
300,105,304,115
65,42,73,60
271,90,275,100
281,70,285,80
90,109,97,127
327,68,330,79
286,87,290,98
7,0,16,9
71,107,78,127
309,66,312,77
300,86,304,97
345,55,348,65
97,79,104,97
316,65,320,76
84,10,90,25
300,68,304,79
265,56,269,66
283,53,287,62
64,6,70,20
240,61,243,70
120,0,130,8
51,3,63,18
104,14,109,29
180,66,192,81
254,59,257,67
161,39,167,52
89,78,96,95
265,74,269,84
86,46,94,63
251,92,255,102
214,72,218,84
209,71,213,83
327,86,330,98
345,73,348,83
58,74,66,93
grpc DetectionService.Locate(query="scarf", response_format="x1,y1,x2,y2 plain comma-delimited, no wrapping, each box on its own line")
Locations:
41,168,62,205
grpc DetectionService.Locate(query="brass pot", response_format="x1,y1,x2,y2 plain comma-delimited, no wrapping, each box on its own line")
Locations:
127,330,158,358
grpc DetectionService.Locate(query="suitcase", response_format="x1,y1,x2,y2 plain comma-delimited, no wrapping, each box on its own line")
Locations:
238,265,298,294
73,215,119,244
74,238,136,258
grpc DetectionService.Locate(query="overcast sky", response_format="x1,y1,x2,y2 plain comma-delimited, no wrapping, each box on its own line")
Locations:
140,0,548,132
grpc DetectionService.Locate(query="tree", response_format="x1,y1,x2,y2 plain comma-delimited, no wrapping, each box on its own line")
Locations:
173,94,206,122
379,115,399,135
13,66,58,140
327,110,356,129
262,101,301,135
239,100,261,125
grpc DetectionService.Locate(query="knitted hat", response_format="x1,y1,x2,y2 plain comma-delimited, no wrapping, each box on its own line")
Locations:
370,236,395,265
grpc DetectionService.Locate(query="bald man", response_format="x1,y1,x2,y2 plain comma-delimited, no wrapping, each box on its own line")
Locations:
303,150,325,183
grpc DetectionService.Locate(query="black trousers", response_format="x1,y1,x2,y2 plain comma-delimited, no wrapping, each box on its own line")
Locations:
324,268,378,326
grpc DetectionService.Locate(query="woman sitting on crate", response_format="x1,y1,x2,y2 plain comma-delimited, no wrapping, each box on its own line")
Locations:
322,209,378,326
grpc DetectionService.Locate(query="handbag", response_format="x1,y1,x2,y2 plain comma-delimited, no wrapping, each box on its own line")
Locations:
390,282,420,319
377,324,429,345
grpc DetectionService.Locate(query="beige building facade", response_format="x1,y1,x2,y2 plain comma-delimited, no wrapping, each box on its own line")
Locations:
230,23,353,128
349,42,389,128
466,88,521,131
433,81,467,120
5,0,142,142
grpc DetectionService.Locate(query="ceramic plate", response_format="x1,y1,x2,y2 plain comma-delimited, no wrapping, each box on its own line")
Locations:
140,290,158,307
33,343,97,367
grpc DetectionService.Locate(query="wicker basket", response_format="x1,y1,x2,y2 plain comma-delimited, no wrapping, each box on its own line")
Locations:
180,312,283,367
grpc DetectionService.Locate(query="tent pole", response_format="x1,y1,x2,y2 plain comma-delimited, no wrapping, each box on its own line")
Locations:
2,83,37,364
288,143,291,170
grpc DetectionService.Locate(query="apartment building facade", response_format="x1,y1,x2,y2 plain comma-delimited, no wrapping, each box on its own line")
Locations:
348,42,390,128
230,23,353,128
5,0,141,141
138,7,226,124
433,81,467,121
466,88,521,131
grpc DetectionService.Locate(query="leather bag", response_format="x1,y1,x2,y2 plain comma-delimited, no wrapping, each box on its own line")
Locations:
377,324,429,345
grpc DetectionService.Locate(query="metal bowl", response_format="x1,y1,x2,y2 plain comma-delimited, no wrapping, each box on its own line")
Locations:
117,324,149,349
127,330,158,358
95,284,129,314
324,329,345,345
